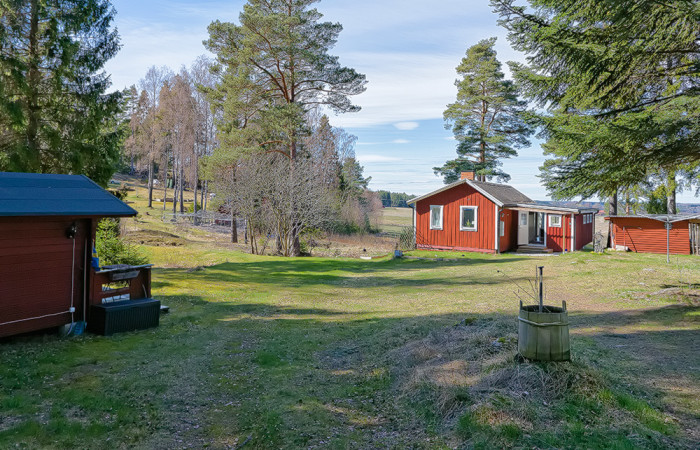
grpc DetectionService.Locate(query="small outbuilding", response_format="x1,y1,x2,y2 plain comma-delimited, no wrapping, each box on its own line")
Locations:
606,214,700,255
407,172,598,254
0,172,154,338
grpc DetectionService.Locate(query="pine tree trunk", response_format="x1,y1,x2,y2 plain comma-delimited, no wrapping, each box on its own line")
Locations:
666,171,677,215
231,208,238,243
172,160,177,214
147,160,154,208
607,190,618,249
202,180,207,212
288,140,301,256
179,162,184,213
193,156,198,215
163,163,168,212
607,191,618,216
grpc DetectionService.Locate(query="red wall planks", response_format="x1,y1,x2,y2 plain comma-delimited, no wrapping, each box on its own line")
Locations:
499,208,518,252
415,183,497,253
546,213,571,252
0,217,91,337
575,214,594,250
609,217,691,255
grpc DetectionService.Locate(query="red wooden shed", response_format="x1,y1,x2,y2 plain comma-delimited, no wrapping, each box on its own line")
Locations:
606,214,700,255
0,172,148,338
407,172,597,254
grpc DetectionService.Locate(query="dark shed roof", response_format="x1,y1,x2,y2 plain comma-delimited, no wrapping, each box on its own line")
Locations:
469,180,534,205
0,172,137,217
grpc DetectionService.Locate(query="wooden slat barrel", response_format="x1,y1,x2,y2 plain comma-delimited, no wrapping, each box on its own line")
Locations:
518,303,570,361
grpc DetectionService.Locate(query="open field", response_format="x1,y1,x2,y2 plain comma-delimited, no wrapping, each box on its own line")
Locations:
377,207,413,234
1,184,699,448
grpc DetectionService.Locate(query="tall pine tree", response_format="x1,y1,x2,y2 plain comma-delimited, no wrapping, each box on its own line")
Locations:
434,38,532,183
204,0,366,255
0,0,122,185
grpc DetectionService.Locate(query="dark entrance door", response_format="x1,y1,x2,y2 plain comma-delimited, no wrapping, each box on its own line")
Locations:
528,212,546,245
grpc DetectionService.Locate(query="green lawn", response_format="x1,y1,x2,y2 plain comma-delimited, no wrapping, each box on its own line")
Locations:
1,188,699,448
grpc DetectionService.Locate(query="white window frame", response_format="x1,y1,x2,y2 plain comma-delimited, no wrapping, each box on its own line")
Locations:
429,205,443,230
520,211,528,226
459,205,478,231
549,214,562,227
499,220,505,237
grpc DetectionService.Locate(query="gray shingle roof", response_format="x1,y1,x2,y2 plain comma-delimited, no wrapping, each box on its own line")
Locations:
469,180,534,205
0,172,137,217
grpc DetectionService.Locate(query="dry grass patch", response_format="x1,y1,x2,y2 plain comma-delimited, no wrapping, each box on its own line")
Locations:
389,316,689,448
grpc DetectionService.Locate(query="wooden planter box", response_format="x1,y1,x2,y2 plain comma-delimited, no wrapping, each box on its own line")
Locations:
518,303,570,361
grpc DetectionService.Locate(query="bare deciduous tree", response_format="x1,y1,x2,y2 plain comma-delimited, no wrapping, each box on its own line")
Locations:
139,65,173,207
215,153,335,256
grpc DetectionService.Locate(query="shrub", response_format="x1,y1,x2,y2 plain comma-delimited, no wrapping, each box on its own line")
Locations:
95,218,148,266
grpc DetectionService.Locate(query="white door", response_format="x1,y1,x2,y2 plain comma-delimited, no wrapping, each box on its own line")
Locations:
518,211,529,245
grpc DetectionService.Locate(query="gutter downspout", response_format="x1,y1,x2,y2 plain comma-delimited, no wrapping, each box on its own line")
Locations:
571,214,575,251
495,205,500,254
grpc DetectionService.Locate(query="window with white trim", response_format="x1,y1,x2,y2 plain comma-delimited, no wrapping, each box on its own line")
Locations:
549,214,562,227
430,205,443,230
460,206,478,231
499,220,505,237
520,212,527,226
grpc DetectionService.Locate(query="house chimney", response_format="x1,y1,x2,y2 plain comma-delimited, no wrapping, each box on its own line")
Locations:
460,171,475,181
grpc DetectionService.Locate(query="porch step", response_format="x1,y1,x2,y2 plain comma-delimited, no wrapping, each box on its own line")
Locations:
516,245,553,254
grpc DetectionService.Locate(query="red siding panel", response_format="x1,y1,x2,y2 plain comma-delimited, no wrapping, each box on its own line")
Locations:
575,214,594,250
0,217,90,337
499,208,518,253
609,218,691,255
546,214,572,252
415,183,497,252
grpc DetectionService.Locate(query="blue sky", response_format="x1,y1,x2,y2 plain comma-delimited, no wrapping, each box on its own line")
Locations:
105,0,696,203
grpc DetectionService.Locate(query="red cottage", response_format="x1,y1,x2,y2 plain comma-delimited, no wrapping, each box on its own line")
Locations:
0,172,154,338
606,214,700,255
407,172,597,254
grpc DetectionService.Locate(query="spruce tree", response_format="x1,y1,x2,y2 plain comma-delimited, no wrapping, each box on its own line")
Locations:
0,0,122,185
493,0,700,197
434,38,532,183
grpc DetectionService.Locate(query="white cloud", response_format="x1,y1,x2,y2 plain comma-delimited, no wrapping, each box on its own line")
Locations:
392,139,410,144
394,121,419,130
327,51,457,129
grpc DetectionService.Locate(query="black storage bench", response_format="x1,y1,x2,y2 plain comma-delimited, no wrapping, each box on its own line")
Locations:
88,298,161,336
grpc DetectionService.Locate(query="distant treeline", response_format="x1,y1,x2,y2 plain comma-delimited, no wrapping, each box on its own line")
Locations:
377,191,415,208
